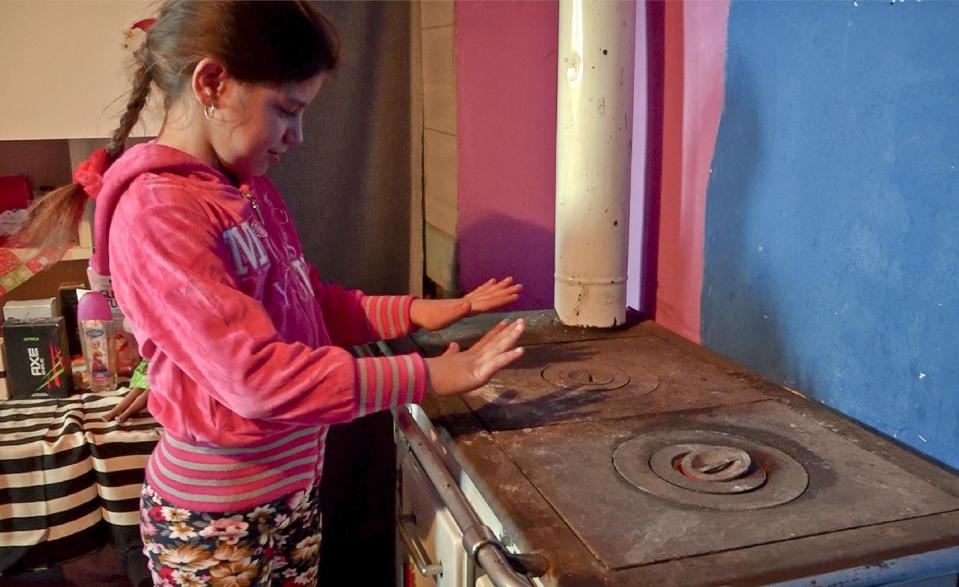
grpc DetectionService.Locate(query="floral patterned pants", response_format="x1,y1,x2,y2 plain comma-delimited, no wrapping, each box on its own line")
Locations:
140,481,322,587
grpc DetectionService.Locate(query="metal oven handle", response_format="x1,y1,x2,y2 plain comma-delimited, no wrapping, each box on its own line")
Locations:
396,407,543,587
398,513,444,578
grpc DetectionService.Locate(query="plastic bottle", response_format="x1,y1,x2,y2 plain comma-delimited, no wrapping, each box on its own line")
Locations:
87,267,141,377
77,291,117,392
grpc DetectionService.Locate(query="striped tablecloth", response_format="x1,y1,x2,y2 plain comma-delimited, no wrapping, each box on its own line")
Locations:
0,390,161,574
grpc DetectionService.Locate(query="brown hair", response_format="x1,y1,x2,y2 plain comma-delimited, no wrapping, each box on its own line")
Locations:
18,0,338,250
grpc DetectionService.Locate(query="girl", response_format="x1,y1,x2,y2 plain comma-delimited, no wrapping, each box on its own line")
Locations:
23,2,524,585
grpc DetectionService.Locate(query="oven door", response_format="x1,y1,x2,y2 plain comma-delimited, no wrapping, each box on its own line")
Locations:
399,450,496,587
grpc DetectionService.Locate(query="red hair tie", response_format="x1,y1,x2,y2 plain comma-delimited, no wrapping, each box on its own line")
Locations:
73,148,109,199
131,18,156,32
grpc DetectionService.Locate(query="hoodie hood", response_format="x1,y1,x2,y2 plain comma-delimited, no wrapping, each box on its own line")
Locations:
92,142,236,276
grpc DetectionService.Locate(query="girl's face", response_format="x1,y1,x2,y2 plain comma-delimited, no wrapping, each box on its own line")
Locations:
211,73,326,179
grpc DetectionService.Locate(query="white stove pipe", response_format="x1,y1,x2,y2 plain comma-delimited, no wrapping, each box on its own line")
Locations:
555,0,636,327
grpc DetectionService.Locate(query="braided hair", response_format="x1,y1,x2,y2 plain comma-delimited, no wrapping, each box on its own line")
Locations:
106,50,154,162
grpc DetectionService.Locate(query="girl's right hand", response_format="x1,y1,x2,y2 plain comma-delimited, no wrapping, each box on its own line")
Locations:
424,319,525,397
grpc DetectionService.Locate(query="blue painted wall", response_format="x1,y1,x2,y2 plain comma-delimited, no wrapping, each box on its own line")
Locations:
703,0,958,469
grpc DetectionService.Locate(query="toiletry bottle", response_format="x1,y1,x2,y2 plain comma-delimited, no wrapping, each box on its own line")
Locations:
77,291,118,392
87,267,141,377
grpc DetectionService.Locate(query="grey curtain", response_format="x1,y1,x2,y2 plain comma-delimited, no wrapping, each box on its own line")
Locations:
272,1,415,295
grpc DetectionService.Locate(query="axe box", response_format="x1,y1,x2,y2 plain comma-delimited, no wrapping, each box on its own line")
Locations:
1,318,73,399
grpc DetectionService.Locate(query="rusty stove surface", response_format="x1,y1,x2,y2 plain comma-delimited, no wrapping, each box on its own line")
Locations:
406,310,959,586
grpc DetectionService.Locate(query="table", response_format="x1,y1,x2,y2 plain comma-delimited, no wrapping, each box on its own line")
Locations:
0,390,160,577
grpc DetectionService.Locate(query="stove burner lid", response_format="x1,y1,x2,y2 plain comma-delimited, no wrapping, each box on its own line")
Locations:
650,444,768,494
614,430,808,510
541,362,647,393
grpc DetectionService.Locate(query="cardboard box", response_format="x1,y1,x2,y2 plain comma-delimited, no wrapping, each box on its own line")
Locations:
3,298,58,321
1,318,72,398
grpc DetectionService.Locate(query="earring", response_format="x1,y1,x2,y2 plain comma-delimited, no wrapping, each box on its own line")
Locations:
203,103,216,121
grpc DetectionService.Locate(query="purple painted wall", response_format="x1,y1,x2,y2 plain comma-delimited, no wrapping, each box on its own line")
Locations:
456,1,558,309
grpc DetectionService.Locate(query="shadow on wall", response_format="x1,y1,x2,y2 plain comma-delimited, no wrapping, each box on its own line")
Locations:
458,213,555,311
640,0,664,319
701,55,790,385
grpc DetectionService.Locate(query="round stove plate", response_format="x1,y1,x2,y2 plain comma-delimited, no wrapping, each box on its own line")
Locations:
541,362,654,393
613,430,809,511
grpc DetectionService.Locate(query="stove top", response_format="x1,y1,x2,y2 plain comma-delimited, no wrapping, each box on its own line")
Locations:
492,400,959,569
458,334,768,430
406,311,959,584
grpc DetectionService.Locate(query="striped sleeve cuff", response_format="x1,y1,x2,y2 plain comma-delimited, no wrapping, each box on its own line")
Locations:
353,352,428,418
360,295,415,340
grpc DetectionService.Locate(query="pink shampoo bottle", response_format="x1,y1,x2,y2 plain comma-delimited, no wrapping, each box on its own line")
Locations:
77,291,118,392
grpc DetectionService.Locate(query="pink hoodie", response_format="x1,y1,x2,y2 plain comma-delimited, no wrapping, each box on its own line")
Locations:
97,143,427,511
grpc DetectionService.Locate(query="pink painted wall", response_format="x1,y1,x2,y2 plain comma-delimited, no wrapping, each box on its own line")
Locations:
456,1,558,310
652,0,729,343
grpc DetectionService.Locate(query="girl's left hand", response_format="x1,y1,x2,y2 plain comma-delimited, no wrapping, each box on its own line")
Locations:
103,386,149,423
410,277,522,331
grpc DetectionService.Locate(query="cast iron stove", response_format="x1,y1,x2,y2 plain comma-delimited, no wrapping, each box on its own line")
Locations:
407,311,959,586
